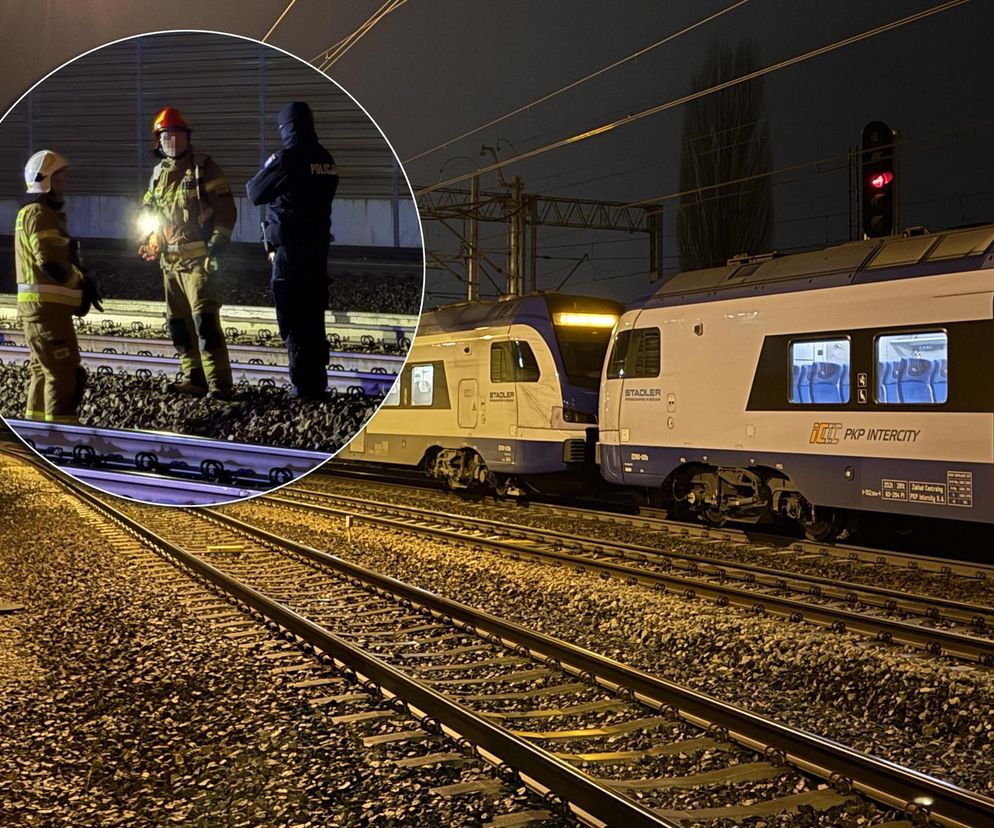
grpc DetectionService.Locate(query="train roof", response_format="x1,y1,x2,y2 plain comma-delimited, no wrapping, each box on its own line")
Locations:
418,292,623,335
643,223,994,308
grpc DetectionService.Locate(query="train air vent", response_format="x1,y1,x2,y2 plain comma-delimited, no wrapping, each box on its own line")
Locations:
562,438,587,464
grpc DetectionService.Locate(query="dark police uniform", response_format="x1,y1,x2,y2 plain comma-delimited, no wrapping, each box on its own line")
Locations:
246,102,338,399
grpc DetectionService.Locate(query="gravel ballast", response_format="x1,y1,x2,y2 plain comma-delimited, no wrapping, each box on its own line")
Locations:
226,494,994,798
0,365,384,452
0,455,569,826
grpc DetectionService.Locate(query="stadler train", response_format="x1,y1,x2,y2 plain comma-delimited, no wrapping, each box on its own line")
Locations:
341,222,994,539
339,293,624,494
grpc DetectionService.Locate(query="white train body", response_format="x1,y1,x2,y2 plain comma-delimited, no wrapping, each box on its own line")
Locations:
599,225,994,533
340,293,622,491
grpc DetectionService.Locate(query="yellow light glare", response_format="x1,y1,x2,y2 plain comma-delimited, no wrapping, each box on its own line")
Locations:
137,213,160,237
554,312,618,328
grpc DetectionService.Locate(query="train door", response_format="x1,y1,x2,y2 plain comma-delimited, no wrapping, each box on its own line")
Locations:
458,379,478,428
601,321,662,484
598,318,633,483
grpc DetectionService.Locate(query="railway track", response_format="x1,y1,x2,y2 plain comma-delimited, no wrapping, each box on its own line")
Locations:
20,456,988,826
272,487,994,665
5,421,330,503
0,329,404,373
0,340,398,395
0,296,416,350
317,463,994,580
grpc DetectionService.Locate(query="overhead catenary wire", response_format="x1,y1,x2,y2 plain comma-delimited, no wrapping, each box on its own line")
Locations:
314,0,408,71
261,0,299,43
404,0,755,164
414,0,970,197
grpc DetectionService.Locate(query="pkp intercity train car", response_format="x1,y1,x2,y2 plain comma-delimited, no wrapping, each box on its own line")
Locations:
598,223,994,539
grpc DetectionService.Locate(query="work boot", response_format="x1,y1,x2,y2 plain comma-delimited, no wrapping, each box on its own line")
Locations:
168,381,209,397
208,387,239,402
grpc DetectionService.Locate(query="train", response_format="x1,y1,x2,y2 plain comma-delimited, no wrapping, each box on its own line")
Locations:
339,221,994,540
339,292,624,494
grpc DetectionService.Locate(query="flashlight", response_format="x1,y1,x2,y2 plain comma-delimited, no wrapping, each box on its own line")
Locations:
137,212,160,238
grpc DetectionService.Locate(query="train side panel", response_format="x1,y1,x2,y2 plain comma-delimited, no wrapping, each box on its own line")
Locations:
600,267,994,524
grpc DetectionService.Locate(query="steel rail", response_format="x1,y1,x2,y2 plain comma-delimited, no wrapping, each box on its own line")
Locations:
289,489,994,627
53,477,678,828
8,419,330,491
0,330,404,374
270,492,994,664
0,344,397,395
0,296,416,347
557,502,994,581
210,505,994,828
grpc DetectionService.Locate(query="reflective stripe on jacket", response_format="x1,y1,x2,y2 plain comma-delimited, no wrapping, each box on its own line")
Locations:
142,152,236,251
14,200,82,314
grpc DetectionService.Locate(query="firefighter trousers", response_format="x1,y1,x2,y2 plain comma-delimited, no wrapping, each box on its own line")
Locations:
22,310,83,422
161,255,232,391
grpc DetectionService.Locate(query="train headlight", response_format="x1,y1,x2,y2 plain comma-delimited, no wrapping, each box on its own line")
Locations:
553,312,618,328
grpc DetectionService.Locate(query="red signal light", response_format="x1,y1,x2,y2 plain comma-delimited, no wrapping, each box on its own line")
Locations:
869,171,894,189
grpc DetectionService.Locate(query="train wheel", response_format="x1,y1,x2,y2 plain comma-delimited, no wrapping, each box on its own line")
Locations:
703,509,727,528
802,508,848,542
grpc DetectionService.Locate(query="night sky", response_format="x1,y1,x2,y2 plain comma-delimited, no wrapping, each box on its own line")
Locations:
1,0,991,306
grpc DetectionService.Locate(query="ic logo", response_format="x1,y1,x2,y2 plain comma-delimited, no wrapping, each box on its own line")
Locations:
809,422,842,445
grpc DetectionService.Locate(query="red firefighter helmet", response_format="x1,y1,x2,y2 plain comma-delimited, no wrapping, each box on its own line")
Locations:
152,107,190,135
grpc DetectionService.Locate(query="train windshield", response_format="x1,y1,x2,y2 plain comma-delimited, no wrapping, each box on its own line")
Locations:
553,323,616,389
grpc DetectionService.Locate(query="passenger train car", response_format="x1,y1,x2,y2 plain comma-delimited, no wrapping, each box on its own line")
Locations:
339,293,623,493
599,223,994,539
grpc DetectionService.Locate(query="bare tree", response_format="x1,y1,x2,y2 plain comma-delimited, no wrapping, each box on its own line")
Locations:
677,40,773,272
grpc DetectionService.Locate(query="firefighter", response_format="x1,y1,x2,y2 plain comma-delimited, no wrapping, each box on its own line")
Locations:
246,101,338,400
138,107,237,399
15,150,102,423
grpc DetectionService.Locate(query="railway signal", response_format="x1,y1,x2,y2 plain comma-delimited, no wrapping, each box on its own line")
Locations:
861,121,898,238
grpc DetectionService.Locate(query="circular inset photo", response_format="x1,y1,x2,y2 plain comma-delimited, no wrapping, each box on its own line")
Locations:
0,30,424,505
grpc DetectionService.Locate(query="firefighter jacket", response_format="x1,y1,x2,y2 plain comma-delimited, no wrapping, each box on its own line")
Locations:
245,116,338,248
141,151,236,257
14,197,83,321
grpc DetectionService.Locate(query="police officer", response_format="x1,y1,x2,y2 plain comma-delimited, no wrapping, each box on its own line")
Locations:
138,107,237,399
15,150,102,423
246,102,338,400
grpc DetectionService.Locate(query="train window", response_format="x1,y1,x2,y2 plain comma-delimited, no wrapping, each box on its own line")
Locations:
606,330,632,379
630,328,661,378
490,343,513,383
382,376,401,407
789,338,850,404
490,341,541,383
411,364,434,406
875,332,947,404
513,341,540,382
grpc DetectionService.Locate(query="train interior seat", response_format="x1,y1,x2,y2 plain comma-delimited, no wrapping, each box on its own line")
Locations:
798,363,812,403
898,357,935,404
882,360,900,403
810,361,845,404
931,358,948,403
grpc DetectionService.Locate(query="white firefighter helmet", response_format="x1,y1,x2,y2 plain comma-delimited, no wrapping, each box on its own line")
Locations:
24,150,70,194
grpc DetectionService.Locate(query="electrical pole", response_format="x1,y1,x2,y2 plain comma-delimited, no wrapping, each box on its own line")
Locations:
466,174,479,300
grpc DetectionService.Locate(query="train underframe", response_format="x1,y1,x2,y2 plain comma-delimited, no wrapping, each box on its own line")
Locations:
423,446,599,499
661,462,856,541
